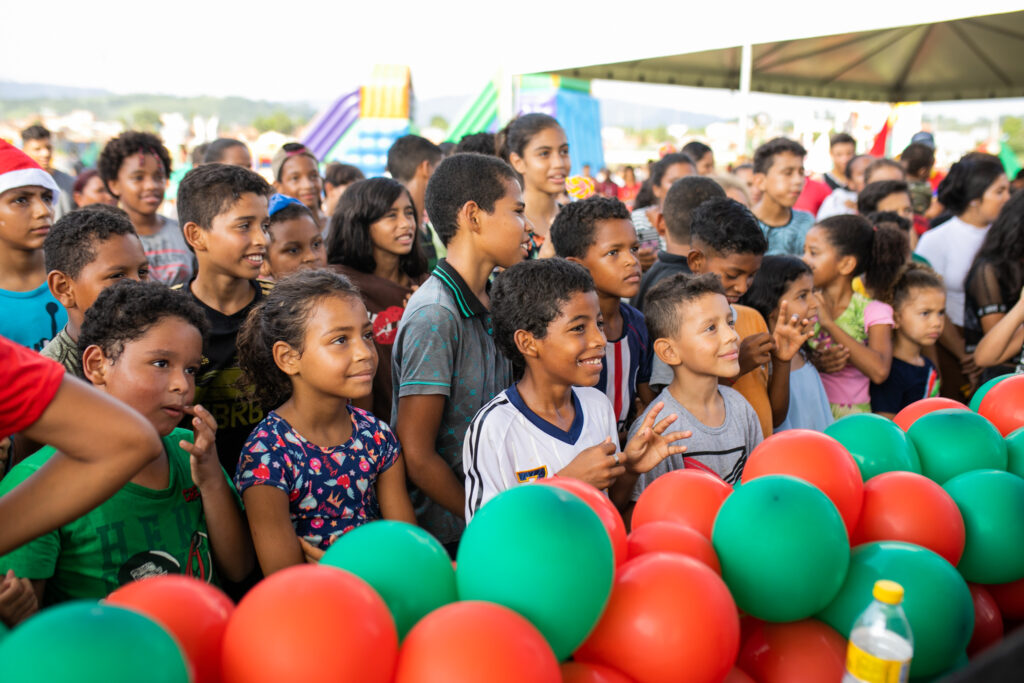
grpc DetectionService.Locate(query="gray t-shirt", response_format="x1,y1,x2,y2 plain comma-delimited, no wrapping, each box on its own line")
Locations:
630,385,763,498
52,169,76,222
139,216,194,287
39,325,84,379
391,260,512,544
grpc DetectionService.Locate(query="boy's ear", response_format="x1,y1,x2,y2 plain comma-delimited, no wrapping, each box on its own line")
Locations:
513,329,539,362
752,172,767,193
416,159,433,181
653,208,667,238
508,152,527,176
81,345,109,387
458,200,483,237
272,340,302,377
687,247,705,273
653,336,681,366
47,270,76,309
182,222,207,253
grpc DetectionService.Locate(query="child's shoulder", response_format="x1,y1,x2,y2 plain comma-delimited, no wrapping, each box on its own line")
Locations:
619,301,650,341
347,405,394,435
732,304,769,334
401,275,462,322
471,387,518,426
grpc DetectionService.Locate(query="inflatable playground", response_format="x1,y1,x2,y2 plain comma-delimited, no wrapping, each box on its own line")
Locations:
302,66,605,176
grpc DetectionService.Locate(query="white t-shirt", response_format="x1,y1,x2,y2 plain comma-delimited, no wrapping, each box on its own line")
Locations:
816,188,857,221
915,216,989,327
463,385,618,522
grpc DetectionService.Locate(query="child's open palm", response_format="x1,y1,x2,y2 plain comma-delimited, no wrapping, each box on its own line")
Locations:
622,402,691,475
772,300,815,362
180,404,221,487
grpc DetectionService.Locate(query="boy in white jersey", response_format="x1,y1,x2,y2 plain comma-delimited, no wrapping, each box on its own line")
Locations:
463,259,688,521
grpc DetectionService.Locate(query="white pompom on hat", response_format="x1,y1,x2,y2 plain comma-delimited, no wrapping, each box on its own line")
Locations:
0,139,60,202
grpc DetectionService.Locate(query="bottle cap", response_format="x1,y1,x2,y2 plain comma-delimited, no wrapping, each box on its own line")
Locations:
873,580,904,605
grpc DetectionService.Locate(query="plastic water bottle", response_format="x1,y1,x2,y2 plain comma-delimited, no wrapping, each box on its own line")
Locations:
842,580,914,683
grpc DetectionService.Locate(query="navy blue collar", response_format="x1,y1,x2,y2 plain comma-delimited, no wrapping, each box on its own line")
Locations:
507,383,584,445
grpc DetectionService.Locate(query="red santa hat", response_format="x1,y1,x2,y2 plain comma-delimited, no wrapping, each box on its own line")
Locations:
0,139,60,202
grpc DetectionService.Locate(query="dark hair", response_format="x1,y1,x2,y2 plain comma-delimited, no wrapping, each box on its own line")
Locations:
72,169,101,195
424,153,520,246
267,202,314,238
326,177,427,279
965,191,1024,312
491,259,595,377
864,158,906,185
497,113,563,164
21,125,50,142
830,133,856,149
662,176,726,244
753,138,807,175
237,269,362,409
324,163,364,188
78,280,208,363
650,153,695,188
633,179,656,211
865,210,912,236
733,163,753,174
740,255,813,323
191,143,210,167
386,135,443,183
937,153,1005,215
44,205,138,278
98,131,172,196
682,142,712,163
177,163,272,230
690,197,768,256
815,214,908,297
203,138,248,164
887,262,944,310
901,143,935,178
857,180,910,215
644,272,727,342
846,154,873,181
455,132,498,156
550,196,632,259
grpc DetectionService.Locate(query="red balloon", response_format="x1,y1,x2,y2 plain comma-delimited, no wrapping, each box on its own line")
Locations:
394,601,560,683
626,521,721,574
723,669,756,683
893,397,968,431
851,471,966,566
576,554,740,683
986,576,1024,620
537,477,627,566
978,375,1024,436
107,575,233,683
631,469,732,539
222,565,396,683
737,619,847,683
560,661,635,683
968,584,1004,657
741,429,863,536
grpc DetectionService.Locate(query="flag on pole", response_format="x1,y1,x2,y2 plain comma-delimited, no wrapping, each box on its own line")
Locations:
999,140,1022,179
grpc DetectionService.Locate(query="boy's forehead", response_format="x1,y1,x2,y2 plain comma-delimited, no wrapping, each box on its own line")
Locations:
768,152,804,172
218,192,268,217
708,250,763,274
678,291,730,321
591,218,636,243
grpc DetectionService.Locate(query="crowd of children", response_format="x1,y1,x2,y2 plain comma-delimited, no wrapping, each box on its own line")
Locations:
2,114,1023,623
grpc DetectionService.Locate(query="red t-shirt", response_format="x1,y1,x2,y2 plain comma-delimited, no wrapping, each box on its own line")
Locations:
0,336,65,438
795,176,832,215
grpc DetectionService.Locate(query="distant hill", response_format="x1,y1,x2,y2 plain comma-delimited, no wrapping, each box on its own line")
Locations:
0,81,112,100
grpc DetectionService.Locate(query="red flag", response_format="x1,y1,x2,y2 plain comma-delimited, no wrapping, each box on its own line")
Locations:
870,118,890,158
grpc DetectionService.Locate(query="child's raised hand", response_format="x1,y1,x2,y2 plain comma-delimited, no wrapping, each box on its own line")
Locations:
622,402,690,475
739,332,774,375
0,570,36,627
180,404,221,487
298,537,325,564
812,291,834,327
772,300,815,362
558,437,626,490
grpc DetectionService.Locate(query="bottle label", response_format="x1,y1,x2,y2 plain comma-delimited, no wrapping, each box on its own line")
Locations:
845,641,910,683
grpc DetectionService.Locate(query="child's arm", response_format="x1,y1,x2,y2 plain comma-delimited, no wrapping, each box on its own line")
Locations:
0,570,37,627
180,405,254,583
768,302,816,427
974,289,1024,368
737,332,774,377
376,454,417,525
610,402,690,510
558,437,626,490
395,395,466,519
241,486,305,575
813,293,893,384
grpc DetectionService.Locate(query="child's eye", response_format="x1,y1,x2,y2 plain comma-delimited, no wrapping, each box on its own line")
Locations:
185,366,199,376
139,268,150,279
570,324,585,333
706,324,716,333
286,247,299,255
363,330,375,342
606,249,618,257
109,272,125,280
728,318,736,328
151,359,169,368
630,246,639,254
312,239,324,249
332,336,347,345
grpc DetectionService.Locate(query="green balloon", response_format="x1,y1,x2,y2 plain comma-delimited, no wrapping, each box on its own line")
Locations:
819,541,973,678
711,475,849,622
910,651,968,682
0,601,189,682
826,413,920,480
456,485,613,660
321,520,457,638
943,469,1024,584
970,374,1013,412
906,409,1007,484
1004,426,1024,479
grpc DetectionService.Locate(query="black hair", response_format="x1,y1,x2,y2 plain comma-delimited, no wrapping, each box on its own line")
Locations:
937,153,1005,215
690,197,768,256
203,138,248,164
650,153,696,188
733,163,753,173
267,201,315,238
78,280,209,364
325,177,427,279
21,125,50,142
237,269,363,410
644,272,727,342
965,190,1024,311
177,163,272,231
864,210,912,236
901,143,935,178
191,143,210,167
662,176,726,244
72,168,101,195
633,179,656,211
439,141,456,157
44,205,138,278
424,153,521,246
830,133,856,149
681,141,712,163
815,214,908,297
491,258,595,378
857,180,910,215
753,138,807,175
864,158,906,184
846,154,873,181
455,132,498,156
497,113,563,164
550,196,632,259
887,262,944,310
324,163,365,188
386,135,443,183
97,131,173,196
740,255,813,323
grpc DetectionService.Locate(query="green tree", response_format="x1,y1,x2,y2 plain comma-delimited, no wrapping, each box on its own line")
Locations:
129,108,162,132
1002,116,1024,157
253,111,297,134
429,115,449,131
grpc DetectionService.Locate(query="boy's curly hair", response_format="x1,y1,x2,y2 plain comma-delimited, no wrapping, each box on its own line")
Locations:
550,196,632,259
97,131,172,196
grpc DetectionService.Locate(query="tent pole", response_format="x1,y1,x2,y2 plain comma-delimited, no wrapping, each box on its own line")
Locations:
739,43,753,156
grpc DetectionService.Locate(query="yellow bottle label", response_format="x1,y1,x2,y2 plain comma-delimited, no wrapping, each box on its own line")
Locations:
845,641,910,683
